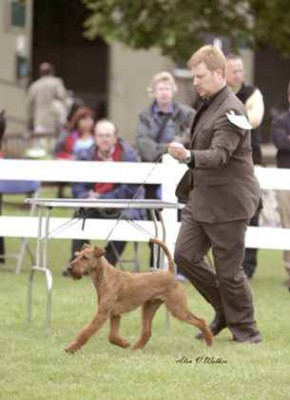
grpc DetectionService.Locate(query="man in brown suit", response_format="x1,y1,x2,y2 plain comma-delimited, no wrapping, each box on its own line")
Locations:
168,45,262,343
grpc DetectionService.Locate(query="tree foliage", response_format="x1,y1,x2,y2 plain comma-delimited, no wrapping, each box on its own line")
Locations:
82,0,290,62
251,0,290,56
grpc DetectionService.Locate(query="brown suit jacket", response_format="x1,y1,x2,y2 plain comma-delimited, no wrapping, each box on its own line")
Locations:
186,86,261,223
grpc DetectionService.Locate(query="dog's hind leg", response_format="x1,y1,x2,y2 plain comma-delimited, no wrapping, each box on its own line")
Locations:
165,287,213,347
132,300,163,350
65,308,110,353
109,315,130,348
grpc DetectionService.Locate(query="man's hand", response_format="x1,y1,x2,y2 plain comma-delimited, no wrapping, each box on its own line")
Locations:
168,142,191,162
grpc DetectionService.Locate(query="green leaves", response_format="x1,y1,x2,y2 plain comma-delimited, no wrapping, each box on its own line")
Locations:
82,0,290,61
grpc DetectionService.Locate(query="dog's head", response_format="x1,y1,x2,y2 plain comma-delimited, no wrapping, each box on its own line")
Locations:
66,244,105,280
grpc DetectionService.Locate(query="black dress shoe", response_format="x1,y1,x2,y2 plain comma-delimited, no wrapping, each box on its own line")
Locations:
196,314,226,340
232,331,263,344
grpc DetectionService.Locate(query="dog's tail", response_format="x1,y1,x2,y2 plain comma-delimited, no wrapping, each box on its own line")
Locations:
149,238,176,274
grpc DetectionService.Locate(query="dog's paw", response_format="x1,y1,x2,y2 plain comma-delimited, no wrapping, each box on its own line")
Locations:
120,340,131,348
109,337,131,348
131,343,144,351
64,344,78,354
64,347,75,354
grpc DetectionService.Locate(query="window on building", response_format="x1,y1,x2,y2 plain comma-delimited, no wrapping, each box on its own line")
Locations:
11,0,25,28
4,0,26,31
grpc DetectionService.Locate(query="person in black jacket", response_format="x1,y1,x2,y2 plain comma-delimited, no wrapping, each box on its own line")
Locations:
271,82,290,289
0,110,6,146
226,54,265,280
0,110,6,262
136,72,195,270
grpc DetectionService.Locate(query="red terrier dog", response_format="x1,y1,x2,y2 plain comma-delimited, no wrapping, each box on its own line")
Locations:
65,238,213,353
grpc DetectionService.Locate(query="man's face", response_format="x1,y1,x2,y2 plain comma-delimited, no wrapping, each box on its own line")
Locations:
192,62,224,98
154,81,174,106
94,122,117,154
226,58,244,88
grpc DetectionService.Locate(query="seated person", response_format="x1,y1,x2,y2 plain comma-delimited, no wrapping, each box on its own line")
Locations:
54,107,94,159
64,119,144,274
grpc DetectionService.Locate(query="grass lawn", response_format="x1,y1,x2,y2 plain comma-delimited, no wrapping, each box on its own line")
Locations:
0,191,290,400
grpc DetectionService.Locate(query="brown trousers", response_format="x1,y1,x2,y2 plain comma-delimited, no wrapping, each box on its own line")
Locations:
174,204,259,341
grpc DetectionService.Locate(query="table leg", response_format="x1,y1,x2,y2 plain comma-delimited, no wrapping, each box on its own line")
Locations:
149,209,160,269
27,206,53,335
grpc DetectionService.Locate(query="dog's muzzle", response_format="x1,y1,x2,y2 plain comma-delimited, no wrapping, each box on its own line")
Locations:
66,264,82,280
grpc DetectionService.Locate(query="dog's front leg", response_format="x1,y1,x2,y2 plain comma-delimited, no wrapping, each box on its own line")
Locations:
65,307,110,353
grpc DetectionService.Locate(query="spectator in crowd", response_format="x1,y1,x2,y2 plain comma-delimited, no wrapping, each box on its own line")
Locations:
136,71,195,198
271,81,290,290
169,45,262,343
55,107,94,159
28,62,67,136
136,72,195,270
0,110,6,158
226,53,265,280
0,109,6,262
137,71,195,159
63,119,144,275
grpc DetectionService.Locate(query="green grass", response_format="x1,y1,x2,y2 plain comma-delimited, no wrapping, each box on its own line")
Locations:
1,191,290,400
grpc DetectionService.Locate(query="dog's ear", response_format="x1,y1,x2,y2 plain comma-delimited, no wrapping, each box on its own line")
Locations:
81,244,90,250
94,246,105,258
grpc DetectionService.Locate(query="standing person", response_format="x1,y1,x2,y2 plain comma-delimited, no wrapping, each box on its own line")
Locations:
0,110,6,158
63,119,144,275
28,62,67,136
168,45,262,343
271,82,290,290
226,54,264,279
0,110,6,262
136,71,195,198
136,72,195,269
